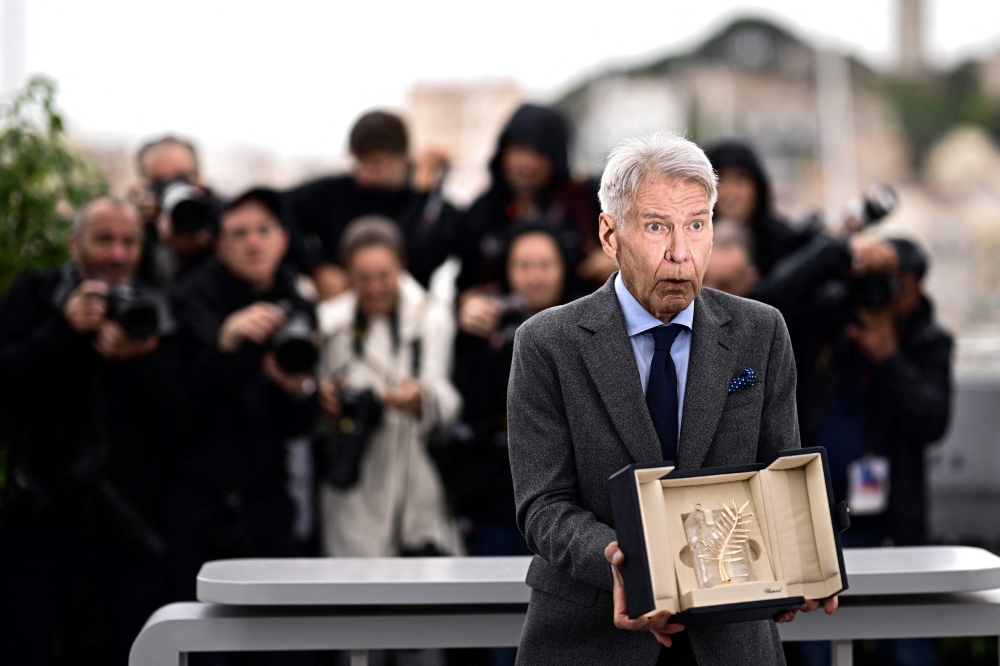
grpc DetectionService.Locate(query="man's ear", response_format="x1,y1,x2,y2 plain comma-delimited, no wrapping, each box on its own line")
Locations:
599,213,618,260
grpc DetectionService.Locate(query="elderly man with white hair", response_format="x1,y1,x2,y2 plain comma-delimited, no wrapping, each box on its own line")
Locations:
507,132,837,665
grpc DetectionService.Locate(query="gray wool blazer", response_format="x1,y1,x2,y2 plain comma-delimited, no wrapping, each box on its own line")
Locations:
507,275,800,666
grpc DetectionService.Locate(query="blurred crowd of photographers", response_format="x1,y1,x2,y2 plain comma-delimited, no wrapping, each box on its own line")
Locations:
0,104,951,665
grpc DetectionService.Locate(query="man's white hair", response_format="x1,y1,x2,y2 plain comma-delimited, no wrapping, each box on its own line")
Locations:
598,131,718,229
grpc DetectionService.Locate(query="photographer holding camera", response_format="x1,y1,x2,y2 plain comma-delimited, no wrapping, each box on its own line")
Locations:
760,227,952,549
130,135,221,291
168,188,318,602
0,197,182,665
316,216,462,559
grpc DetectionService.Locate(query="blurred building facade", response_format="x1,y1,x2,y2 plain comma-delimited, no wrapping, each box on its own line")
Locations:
406,80,523,206
556,18,910,222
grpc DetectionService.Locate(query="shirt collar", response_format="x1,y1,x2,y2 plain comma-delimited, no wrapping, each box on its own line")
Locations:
614,272,695,338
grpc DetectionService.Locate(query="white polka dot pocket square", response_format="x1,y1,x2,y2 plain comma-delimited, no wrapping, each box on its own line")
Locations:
728,367,757,395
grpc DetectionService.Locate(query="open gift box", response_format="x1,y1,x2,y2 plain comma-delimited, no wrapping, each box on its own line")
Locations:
610,447,850,627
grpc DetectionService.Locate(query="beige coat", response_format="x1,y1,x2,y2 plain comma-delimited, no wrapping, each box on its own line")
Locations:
317,274,463,557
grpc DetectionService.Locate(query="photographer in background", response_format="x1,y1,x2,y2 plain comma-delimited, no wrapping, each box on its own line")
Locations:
0,197,181,665
168,188,318,606
316,217,462,560
705,140,821,278
456,104,614,304
770,233,951,666
130,135,220,290
450,224,571,560
285,111,458,300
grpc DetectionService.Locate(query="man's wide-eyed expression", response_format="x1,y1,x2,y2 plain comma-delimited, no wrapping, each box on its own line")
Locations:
599,178,713,323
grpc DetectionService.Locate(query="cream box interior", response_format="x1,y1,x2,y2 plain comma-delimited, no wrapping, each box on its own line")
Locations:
629,451,845,615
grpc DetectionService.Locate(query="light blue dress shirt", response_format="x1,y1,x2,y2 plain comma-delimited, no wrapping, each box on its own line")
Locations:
614,272,694,438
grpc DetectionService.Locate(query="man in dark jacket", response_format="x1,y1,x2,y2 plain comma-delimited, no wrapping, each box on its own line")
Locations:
705,140,821,278
169,188,318,603
284,110,457,299
761,234,952,546
0,197,181,665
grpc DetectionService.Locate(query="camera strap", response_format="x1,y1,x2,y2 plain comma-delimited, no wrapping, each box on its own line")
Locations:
352,305,401,358
349,297,427,380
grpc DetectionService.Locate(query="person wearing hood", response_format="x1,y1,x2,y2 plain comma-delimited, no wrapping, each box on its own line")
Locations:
705,140,821,278
456,104,613,342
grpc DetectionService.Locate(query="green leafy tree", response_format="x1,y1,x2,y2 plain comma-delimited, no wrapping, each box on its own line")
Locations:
0,76,107,296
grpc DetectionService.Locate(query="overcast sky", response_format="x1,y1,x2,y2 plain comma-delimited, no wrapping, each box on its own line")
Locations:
3,0,1000,159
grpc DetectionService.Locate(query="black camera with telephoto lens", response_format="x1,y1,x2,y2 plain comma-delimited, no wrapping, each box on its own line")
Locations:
104,284,162,341
151,178,217,235
270,302,319,375
848,183,900,310
855,184,898,228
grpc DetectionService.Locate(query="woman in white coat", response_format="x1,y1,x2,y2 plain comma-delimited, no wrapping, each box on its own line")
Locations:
316,216,463,557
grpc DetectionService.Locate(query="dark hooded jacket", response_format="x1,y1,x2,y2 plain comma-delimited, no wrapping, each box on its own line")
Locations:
705,141,821,277
455,104,599,293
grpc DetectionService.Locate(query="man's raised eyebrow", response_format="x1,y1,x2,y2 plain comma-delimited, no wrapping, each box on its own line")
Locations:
640,212,668,220
689,209,711,217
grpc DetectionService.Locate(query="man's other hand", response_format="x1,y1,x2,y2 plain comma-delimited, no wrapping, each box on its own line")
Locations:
412,147,450,193
262,352,314,398
846,308,898,363
605,541,686,648
849,237,898,275
318,378,342,419
382,378,422,415
458,293,501,339
774,596,839,624
218,302,286,352
127,178,159,225
93,321,158,361
64,280,109,334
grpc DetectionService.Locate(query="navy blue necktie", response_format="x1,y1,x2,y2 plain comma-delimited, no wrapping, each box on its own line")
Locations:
646,325,682,462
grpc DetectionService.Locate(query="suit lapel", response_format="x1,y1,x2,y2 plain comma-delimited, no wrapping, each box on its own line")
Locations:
579,278,662,464
678,290,734,470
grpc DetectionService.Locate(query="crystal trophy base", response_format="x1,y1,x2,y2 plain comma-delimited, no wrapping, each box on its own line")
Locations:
684,500,757,589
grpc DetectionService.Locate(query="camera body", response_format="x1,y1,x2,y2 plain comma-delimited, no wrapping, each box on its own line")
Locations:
150,178,216,235
104,284,162,341
270,302,319,375
849,271,900,312
845,183,901,311
323,387,384,489
492,293,533,348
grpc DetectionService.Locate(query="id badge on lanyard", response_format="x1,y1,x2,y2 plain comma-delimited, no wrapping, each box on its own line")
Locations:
847,455,890,516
